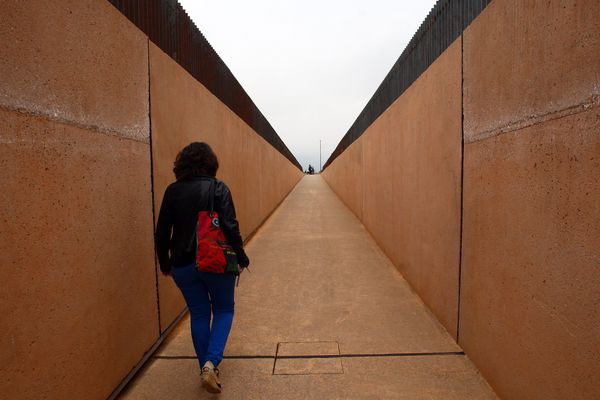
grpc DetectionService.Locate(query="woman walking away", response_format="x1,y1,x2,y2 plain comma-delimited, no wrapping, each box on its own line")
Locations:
155,142,250,394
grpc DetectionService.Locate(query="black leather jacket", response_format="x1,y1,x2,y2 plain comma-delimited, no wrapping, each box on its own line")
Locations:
155,175,250,274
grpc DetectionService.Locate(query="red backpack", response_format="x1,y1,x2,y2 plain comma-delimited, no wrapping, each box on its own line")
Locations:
195,180,241,275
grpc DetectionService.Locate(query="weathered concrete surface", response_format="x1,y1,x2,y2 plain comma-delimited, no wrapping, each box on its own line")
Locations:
323,39,462,339
278,342,340,357
122,176,496,399
460,1,600,398
157,176,460,357
463,0,600,143
122,356,496,400
0,109,158,399
322,140,364,220
0,0,149,141
1,2,302,399
325,2,600,397
0,2,156,398
149,43,303,331
273,357,344,375
461,108,600,400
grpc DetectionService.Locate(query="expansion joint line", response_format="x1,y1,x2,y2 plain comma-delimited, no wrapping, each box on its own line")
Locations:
466,94,600,143
154,351,466,361
146,37,162,336
0,103,148,144
456,33,465,343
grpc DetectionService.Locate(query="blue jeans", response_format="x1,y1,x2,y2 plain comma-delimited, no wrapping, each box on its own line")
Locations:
171,263,236,368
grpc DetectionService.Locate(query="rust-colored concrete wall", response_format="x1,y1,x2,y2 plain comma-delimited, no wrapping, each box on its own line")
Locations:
1,1,302,399
0,0,150,140
460,1,600,399
0,1,158,399
324,1,600,399
462,109,600,400
323,39,463,338
149,43,303,329
321,139,364,220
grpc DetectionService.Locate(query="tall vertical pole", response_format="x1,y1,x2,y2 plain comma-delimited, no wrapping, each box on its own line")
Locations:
319,140,322,172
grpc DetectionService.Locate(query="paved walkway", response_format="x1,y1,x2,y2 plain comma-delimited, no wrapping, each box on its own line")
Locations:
120,176,497,399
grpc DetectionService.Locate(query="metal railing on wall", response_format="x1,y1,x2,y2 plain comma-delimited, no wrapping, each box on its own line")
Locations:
323,0,491,169
108,0,302,170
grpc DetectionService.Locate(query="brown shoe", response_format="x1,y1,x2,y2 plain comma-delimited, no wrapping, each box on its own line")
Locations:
201,366,222,394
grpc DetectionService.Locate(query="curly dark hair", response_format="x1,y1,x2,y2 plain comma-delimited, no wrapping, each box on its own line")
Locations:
173,142,219,179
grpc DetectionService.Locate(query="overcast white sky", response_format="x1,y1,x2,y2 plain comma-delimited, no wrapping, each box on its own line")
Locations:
178,0,437,171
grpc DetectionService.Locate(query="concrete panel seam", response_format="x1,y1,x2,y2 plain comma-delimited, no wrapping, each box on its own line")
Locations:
153,351,466,360
0,103,150,145
147,43,300,171
324,0,493,169
146,37,162,336
106,308,188,400
108,1,301,169
457,33,465,343
466,95,600,144
321,176,362,222
109,174,302,397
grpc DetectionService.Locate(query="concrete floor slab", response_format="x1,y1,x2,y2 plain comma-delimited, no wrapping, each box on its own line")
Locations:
154,314,195,356
277,341,340,357
120,356,496,399
127,176,495,398
158,176,460,358
273,357,343,375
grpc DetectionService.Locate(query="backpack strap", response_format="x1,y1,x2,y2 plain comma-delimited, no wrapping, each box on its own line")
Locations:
188,177,216,253
208,178,216,213
192,177,216,213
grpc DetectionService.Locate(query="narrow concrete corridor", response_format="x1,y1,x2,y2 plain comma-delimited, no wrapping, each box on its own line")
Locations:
120,176,497,399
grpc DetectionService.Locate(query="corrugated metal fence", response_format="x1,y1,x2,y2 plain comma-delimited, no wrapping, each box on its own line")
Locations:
107,0,302,170
323,0,491,169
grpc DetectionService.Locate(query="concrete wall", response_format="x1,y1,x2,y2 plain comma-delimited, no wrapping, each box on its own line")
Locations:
0,1,302,399
149,43,303,329
460,1,600,399
0,2,157,399
323,0,600,399
324,39,463,339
